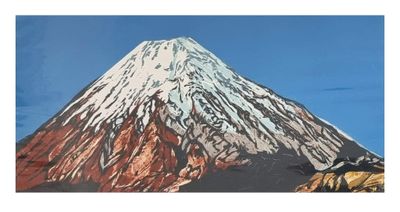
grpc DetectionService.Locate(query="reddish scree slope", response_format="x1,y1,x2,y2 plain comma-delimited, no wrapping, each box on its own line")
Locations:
16,97,214,192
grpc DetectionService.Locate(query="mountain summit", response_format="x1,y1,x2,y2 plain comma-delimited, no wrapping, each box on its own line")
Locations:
16,37,383,192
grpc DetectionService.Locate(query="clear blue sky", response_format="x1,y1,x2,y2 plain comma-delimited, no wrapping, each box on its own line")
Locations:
16,16,384,156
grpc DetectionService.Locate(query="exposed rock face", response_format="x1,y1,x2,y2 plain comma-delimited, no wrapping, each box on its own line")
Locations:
296,171,384,192
296,155,384,192
16,37,383,192
17,98,208,192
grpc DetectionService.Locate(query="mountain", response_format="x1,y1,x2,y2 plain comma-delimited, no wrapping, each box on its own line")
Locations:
295,154,384,192
16,37,384,192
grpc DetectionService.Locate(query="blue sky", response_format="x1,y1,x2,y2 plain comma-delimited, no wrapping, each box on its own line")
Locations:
16,16,384,156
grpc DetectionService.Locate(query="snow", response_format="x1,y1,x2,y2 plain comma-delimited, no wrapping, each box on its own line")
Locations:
318,117,355,141
60,37,365,171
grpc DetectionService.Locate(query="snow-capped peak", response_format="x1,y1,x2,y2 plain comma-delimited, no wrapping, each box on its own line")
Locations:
61,37,244,130
59,37,361,171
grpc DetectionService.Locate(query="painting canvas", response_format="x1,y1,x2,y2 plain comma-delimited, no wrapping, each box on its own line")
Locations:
16,16,384,192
